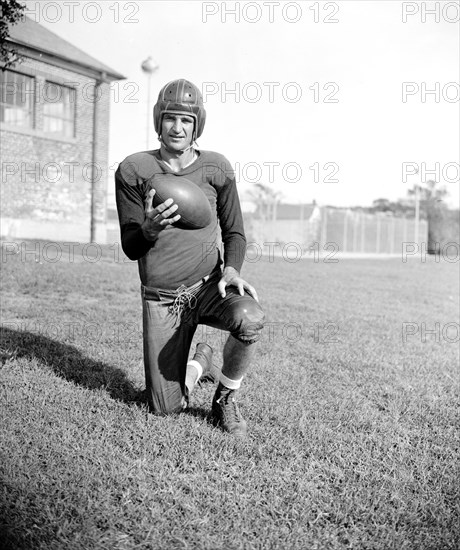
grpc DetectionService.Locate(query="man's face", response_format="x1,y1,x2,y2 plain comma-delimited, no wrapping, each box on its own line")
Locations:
161,113,195,151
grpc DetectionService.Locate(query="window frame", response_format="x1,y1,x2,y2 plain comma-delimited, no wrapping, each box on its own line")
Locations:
0,69,35,129
42,80,77,138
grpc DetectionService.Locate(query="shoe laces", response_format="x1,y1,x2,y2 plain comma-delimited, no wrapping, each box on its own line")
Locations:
218,391,241,423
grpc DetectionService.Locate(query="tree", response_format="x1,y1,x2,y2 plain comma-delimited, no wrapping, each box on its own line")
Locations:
372,198,391,212
248,183,282,222
1,0,26,71
407,180,450,253
368,197,416,217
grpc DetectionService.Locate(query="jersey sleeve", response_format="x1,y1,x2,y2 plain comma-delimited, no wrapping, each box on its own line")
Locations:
213,155,247,272
114,162,153,261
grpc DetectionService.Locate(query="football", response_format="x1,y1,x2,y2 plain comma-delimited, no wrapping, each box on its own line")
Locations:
149,174,213,230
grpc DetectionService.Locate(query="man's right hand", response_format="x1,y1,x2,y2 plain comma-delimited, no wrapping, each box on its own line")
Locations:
141,188,181,241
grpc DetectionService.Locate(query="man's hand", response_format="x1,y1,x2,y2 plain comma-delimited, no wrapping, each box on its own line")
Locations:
217,266,259,302
141,188,181,241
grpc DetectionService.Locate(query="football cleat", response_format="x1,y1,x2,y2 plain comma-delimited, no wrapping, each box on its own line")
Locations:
212,385,247,438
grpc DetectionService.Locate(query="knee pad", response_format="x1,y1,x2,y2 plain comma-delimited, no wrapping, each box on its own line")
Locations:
229,298,265,345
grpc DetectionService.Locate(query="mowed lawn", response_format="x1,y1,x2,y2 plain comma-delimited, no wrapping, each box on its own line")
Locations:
0,241,458,550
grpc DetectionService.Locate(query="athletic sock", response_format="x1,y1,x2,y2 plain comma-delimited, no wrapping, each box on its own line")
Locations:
219,372,243,391
185,359,203,396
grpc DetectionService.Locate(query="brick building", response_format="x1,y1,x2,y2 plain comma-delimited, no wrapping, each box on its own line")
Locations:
1,16,125,243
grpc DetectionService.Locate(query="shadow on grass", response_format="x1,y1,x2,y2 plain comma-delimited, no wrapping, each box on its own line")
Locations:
184,405,214,424
1,327,217,424
0,327,145,407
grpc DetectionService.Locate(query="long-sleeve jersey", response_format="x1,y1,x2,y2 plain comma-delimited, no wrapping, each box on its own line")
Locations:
115,149,246,290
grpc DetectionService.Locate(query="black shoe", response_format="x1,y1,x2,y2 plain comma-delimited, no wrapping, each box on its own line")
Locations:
212,384,247,438
193,343,216,384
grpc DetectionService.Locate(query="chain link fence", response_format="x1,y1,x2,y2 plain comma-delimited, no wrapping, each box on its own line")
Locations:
244,207,428,256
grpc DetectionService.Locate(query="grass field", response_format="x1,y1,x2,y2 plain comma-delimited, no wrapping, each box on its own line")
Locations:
1,241,459,550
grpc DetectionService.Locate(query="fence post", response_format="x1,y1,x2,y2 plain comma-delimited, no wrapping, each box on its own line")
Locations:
343,211,348,253
353,213,358,252
376,215,381,254
300,203,304,249
389,216,395,254
321,207,328,249
361,212,365,253
414,185,420,246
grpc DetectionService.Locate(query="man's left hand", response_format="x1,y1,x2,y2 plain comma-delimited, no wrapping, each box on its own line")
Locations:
218,267,259,302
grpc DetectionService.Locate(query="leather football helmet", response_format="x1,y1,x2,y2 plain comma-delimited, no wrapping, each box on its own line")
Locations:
153,79,206,140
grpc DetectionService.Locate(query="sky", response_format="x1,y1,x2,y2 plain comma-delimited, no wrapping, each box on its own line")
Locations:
22,0,459,208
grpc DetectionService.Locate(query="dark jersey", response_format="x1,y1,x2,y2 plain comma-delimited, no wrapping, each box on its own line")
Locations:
115,149,246,290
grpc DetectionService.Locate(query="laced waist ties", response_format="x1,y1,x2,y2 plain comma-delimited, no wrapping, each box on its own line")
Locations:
141,275,211,318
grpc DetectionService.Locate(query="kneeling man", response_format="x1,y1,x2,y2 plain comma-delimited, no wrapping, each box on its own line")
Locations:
115,79,264,437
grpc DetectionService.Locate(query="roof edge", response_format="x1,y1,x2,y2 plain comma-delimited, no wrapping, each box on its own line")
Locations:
5,38,126,81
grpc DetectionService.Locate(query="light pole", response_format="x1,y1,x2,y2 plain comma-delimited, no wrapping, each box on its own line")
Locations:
141,56,159,149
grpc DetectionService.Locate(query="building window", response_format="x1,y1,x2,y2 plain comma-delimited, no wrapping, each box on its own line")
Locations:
43,82,76,137
0,70,35,128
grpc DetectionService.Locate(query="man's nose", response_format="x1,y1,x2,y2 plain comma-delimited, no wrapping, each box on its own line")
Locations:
172,118,182,133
